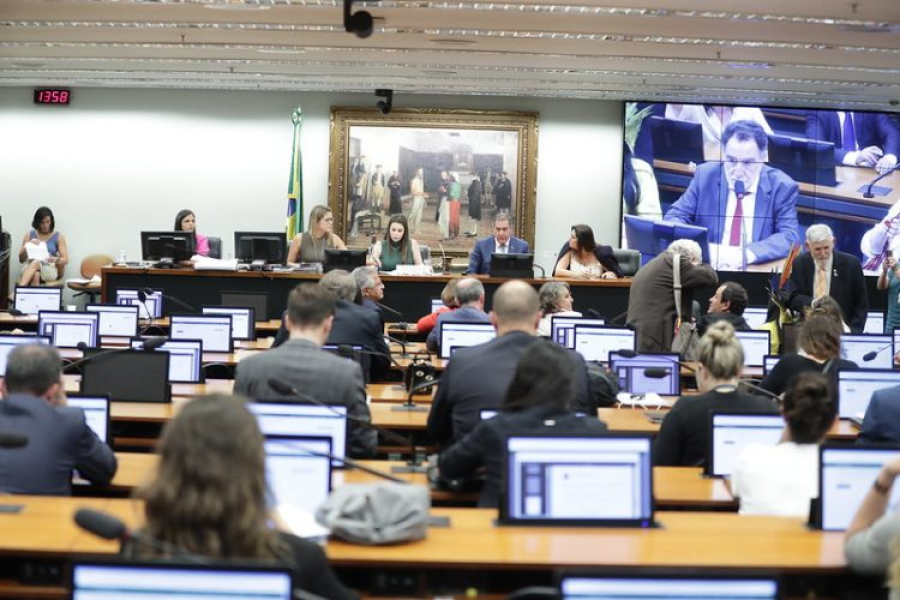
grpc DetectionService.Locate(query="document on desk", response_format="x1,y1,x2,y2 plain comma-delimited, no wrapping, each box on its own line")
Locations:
277,503,330,539
192,256,239,271
25,241,50,262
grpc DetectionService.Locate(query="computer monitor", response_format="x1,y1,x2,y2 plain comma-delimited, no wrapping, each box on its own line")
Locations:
734,330,770,367
624,215,710,265
558,569,779,600
264,435,333,514
762,354,781,377
742,307,769,330
140,230,194,262
707,411,785,477
766,134,837,187
116,288,163,319
836,369,900,420
130,338,204,384
648,116,705,164
571,325,636,363
322,343,367,382
234,231,286,264
250,401,349,466
0,334,50,376
81,350,171,403
608,352,680,395
169,314,233,353
66,394,110,444
818,444,900,531
841,333,893,370
500,433,655,527
865,311,885,335
550,315,607,349
490,252,534,278
70,560,293,600
222,290,269,321
439,321,496,360
202,306,255,341
323,248,367,272
85,303,139,337
37,310,99,349
430,298,444,313
13,286,61,315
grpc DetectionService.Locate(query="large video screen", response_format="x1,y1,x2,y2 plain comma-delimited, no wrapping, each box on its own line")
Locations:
621,102,900,273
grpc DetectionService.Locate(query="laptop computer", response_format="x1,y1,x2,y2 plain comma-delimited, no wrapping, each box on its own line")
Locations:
170,314,233,353
762,354,781,377
0,334,51,376
865,311,885,335
116,288,163,319
571,325,636,363
264,434,333,514
734,330,770,368
38,310,100,349
66,394,111,444
742,307,769,330
202,305,256,341
816,444,900,531
707,411,785,477
608,351,680,395
439,321,496,360
841,333,893,370
130,337,204,384
250,401,349,466
550,315,606,349
13,286,61,315
836,369,900,420
86,303,140,338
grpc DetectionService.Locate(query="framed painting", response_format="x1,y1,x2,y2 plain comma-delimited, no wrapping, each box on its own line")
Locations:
328,107,538,258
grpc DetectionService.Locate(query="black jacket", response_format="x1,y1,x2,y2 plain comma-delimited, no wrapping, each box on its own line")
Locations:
552,242,623,278
787,250,868,333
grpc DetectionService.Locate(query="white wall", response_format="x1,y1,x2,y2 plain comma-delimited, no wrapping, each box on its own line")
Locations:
0,87,623,300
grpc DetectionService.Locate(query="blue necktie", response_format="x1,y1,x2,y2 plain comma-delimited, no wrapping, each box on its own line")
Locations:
842,112,857,153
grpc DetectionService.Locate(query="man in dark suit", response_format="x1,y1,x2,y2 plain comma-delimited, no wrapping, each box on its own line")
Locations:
787,223,868,333
425,277,489,354
466,215,529,275
805,110,900,173
697,281,753,336
0,344,117,495
859,385,900,444
427,280,595,447
234,283,376,458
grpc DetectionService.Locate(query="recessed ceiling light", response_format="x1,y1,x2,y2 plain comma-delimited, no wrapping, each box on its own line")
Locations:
428,38,476,46
257,48,305,55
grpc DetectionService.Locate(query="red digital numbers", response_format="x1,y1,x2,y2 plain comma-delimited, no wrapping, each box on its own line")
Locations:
34,89,71,105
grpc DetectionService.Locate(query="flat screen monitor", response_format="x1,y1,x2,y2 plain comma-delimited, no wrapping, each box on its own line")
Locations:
13,286,61,315
707,411,785,477
624,215,710,265
264,435,333,514
500,433,654,527
836,369,900,420
85,303,139,337
66,394,110,444
550,315,606,349
439,321,496,360
37,310,99,349
766,134,837,187
734,330,770,367
222,290,269,321
71,560,293,600
323,248,367,272
116,288,163,319
0,334,51,377
608,352,680,395
430,298,444,313
234,231,286,264
130,338,204,384
841,333,893,370
648,116,705,164
170,314,233,353
140,230,194,262
250,401,349,466
81,349,171,403
762,354,781,377
742,307,769,330
558,570,779,599
818,444,900,531
865,311,885,335
572,325,636,363
202,306,255,341
490,252,534,278
322,343,367,382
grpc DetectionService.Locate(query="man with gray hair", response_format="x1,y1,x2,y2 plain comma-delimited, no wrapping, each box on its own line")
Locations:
425,277,489,354
627,239,718,353
351,266,385,315
0,344,117,494
427,280,595,447
788,223,868,332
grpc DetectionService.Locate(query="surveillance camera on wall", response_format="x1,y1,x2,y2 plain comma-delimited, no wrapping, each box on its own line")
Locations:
375,89,393,114
344,0,374,38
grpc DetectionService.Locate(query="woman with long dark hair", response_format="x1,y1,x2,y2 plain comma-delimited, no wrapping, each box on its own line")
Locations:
17,206,68,286
371,214,422,271
553,224,621,279
173,209,209,257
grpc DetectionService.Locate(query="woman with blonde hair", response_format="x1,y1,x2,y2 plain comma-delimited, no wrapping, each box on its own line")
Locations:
287,204,346,264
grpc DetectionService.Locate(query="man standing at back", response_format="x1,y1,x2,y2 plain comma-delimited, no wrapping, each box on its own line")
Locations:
0,344,117,494
466,215,529,275
234,283,376,458
427,280,595,447
426,277,490,354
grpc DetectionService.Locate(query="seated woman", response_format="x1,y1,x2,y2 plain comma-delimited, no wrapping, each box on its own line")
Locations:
437,341,608,508
730,372,836,517
174,209,209,257
537,281,581,337
18,206,67,286
653,321,778,467
416,279,459,335
553,224,622,279
124,394,358,600
760,309,857,397
810,294,851,333
287,204,346,264
371,214,423,271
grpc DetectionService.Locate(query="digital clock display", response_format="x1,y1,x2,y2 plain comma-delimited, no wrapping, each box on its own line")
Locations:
33,89,71,105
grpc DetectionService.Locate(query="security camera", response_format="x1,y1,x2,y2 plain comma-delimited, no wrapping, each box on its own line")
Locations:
375,89,393,115
344,0,374,38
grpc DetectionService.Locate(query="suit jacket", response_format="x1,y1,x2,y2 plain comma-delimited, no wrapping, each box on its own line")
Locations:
552,242,624,277
234,338,376,458
425,305,491,353
858,385,900,444
427,332,595,447
664,162,800,263
626,252,718,353
0,394,117,495
787,250,868,333
805,111,900,165
466,236,530,275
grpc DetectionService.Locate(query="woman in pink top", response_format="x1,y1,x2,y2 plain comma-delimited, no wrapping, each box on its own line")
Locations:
174,209,209,257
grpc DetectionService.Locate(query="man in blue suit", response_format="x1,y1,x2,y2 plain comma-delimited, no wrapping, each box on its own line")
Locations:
664,120,800,270
805,110,900,174
466,215,529,275
0,344,117,495
859,385,900,444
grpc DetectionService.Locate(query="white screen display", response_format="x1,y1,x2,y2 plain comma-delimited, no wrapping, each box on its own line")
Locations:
265,437,332,513
560,576,778,599
86,304,139,337
67,396,109,443
0,335,51,376
14,287,61,315
741,307,769,330
130,338,203,383
551,316,606,349
841,334,893,370
116,289,162,319
430,298,444,313
734,330,770,367
38,311,99,348
865,311,885,335
170,315,232,353
821,447,900,531
710,413,784,476
763,355,781,376
836,369,900,420
440,322,496,359
202,306,253,340
572,326,635,363
250,403,348,464
609,352,680,395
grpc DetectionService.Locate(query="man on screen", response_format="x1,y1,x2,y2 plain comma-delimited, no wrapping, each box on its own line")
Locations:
664,120,800,270
805,110,900,174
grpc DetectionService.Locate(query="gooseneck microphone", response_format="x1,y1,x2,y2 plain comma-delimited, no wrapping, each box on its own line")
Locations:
335,344,430,412
139,287,196,313
285,442,408,484
864,163,900,199
0,432,28,448
63,337,168,373
74,508,203,562
863,342,894,363
641,358,782,403
616,349,697,374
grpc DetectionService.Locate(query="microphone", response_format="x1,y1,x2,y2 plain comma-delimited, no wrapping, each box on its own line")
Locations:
864,163,900,199
642,362,782,403
863,342,894,362
734,179,746,200
283,441,408,484
139,287,196,313
74,508,203,561
532,263,546,278
438,243,450,274
335,344,428,412
63,337,168,373
603,309,629,326
267,377,427,474
0,432,28,448
375,301,405,324
7,308,25,317
383,334,409,358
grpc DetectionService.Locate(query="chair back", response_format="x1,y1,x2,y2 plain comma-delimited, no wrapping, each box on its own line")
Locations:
80,254,114,279
419,244,431,264
613,249,641,276
207,236,223,259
